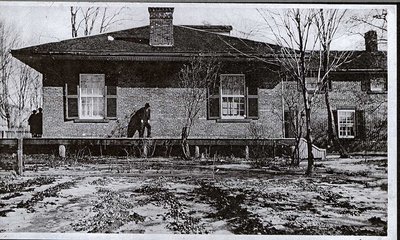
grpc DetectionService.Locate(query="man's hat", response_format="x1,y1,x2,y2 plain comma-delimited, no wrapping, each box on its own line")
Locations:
145,103,150,108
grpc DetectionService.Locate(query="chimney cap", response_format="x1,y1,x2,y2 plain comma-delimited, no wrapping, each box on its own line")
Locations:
148,7,174,13
183,25,233,33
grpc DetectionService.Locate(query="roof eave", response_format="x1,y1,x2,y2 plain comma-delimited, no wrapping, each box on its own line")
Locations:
12,51,279,62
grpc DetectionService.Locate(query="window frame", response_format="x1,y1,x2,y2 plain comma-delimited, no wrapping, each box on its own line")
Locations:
305,71,319,92
79,73,106,120
298,70,331,93
369,77,387,93
337,109,356,139
219,74,246,120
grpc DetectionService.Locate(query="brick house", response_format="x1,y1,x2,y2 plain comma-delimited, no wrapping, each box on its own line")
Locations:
11,7,386,150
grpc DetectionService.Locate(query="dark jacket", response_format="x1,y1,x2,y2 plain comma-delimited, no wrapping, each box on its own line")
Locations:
135,107,150,122
36,112,43,134
127,107,151,137
28,113,38,134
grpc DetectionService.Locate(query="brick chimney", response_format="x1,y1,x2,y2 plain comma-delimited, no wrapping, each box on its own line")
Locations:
148,7,174,47
365,30,378,52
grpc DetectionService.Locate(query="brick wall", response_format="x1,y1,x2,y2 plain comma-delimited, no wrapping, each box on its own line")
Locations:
282,80,387,145
43,85,284,138
43,79,386,141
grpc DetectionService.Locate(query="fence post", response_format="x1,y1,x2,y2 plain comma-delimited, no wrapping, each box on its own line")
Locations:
17,138,23,175
59,145,66,158
245,145,250,160
142,140,148,158
195,146,200,158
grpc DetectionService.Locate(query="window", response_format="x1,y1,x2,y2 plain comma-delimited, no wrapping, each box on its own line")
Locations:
298,71,331,93
370,77,386,92
361,76,387,93
221,74,245,119
65,73,117,121
207,74,258,121
80,74,105,119
337,110,355,138
305,71,319,92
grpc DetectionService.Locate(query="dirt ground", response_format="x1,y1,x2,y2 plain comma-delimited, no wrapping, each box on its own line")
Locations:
0,155,387,235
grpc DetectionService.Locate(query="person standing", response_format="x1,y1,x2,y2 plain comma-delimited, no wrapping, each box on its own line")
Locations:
127,103,151,138
28,110,37,137
139,103,151,138
36,108,43,138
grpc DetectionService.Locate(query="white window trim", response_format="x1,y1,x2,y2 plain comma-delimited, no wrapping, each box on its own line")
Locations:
337,109,355,139
220,74,246,119
79,74,106,120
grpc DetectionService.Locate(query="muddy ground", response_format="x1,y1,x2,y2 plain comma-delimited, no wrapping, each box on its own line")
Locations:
0,155,387,235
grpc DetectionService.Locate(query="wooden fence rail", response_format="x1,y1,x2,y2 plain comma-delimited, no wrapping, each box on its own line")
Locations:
0,137,325,175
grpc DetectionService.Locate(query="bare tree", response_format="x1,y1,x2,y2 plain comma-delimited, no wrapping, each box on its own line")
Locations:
314,9,352,157
8,63,41,128
1,18,42,130
259,8,319,175
70,6,130,38
0,19,20,129
178,56,220,159
258,8,357,174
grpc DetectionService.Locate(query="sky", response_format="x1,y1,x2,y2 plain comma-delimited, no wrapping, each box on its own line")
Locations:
0,2,393,50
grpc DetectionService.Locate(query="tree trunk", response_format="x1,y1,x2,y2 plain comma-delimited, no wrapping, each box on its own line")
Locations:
322,47,350,158
325,91,350,158
181,126,191,160
304,104,314,176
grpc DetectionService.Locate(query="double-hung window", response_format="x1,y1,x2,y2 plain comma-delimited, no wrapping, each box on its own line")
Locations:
221,74,246,119
64,73,117,121
337,110,355,138
80,74,105,119
207,74,258,120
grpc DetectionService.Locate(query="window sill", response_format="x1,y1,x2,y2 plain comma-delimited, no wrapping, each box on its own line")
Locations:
216,119,252,123
367,90,387,94
306,89,330,94
73,119,111,123
338,136,355,139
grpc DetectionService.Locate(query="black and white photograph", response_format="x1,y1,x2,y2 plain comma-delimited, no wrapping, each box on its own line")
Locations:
0,1,396,239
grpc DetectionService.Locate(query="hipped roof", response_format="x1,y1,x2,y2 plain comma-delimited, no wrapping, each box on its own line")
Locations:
11,24,387,74
12,25,279,58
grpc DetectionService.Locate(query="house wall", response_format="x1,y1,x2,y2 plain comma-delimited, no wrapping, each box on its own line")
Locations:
41,60,387,147
42,60,284,138
313,81,387,147
282,80,387,148
43,86,284,138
